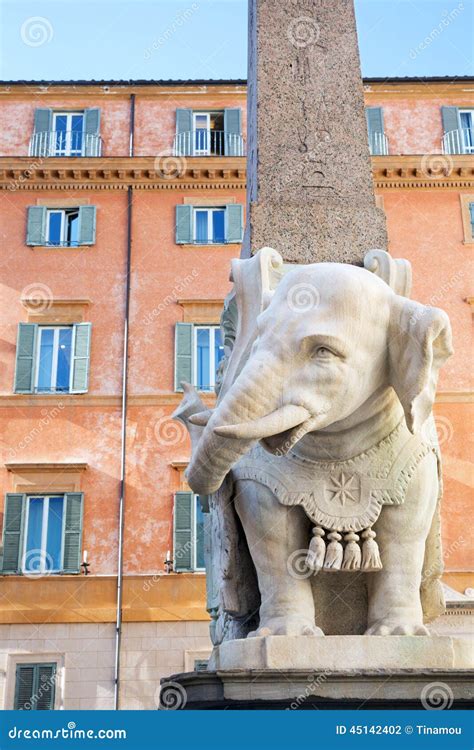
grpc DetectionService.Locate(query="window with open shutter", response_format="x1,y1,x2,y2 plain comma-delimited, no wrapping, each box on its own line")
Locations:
365,107,386,155
176,205,193,244
14,663,56,710
1,494,25,573
225,204,243,243
174,322,193,391
71,323,91,393
62,493,83,573
83,108,101,156
224,108,242,155
77,206,96,246
173,491,193,571
26,206,47,246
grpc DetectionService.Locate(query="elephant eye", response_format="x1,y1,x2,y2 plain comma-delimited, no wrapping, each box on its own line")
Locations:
314,346,333,358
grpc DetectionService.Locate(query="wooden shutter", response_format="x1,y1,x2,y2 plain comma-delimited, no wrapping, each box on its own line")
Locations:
174,323,193,391
174,491,193,571
77,206,96,245
176,109,193,135
70,323,91,393
176,205,193,244
83,108,101,156
441,106,460,133
33,109,53,134
14,663,56,710
469,203,474,238
14,323,37,394
2,494,25,573
225,204,243,243
224,108,242,155
26,206,47,246
62,493,83,573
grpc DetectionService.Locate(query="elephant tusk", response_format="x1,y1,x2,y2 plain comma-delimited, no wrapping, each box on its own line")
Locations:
213,405,311,440
188,410,213,426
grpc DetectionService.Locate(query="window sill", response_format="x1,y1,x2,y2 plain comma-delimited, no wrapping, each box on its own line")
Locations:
177,242,242,249
27,245,94,250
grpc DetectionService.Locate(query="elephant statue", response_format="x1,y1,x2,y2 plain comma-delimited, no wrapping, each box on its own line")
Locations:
174,248,453,642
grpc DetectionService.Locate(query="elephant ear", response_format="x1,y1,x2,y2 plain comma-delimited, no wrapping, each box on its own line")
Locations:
388,295,453,433
217,247,285,402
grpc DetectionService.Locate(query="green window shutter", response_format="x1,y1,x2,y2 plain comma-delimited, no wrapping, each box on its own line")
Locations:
176,109,193,135
14,324,37,394
2,493,25,573
174,491,193,571
224,108,242,155
469,203,474,238
441,106,460,133
62,493,83,573
175,322,193,391
77,206,96,245
33,109,53,134
176,205,193,244
225,204,243,243
70,323,91,394
26,206,47,246
365,106,384,135
83,108,101,156
14,663,56,710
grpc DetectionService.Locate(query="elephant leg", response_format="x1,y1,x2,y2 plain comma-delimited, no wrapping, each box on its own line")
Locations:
234,479,323,637
366,452,439,635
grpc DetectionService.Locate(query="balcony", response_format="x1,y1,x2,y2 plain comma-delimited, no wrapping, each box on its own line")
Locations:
29,131,102,158
368,132,389,156
173,130,245,157
442,128,474,155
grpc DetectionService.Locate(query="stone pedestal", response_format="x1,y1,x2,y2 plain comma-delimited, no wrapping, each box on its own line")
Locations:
160,636,474,710
243,0,387,263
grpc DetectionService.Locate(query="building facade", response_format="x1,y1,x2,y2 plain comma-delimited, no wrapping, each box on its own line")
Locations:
0,77,472,710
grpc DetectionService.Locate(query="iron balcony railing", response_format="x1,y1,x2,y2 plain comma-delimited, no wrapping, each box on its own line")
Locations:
368,132,389,156
29,130,102,157
442,128,474,155
173,130,245,157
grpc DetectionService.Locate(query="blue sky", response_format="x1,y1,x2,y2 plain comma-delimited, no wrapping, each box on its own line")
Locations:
0,0,472,81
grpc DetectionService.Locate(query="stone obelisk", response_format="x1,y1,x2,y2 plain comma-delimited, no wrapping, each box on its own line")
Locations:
243,0,387,264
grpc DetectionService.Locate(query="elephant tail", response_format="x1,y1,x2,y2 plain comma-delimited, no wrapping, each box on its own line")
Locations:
420,452,445,622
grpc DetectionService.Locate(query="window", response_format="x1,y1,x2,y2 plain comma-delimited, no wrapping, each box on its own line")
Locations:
174,322,224,392
459,110,474,153
46,209,79,247
193,207,226,244
175,204,243,245
26,206,96,247
36,326,72,393
173,492,206,572
1,492,84,574
194,326,224,391
14,663,57,710
52,112,84,156
23,496,64,574
365,107,388,155
174,108,243,156
14,322,91,395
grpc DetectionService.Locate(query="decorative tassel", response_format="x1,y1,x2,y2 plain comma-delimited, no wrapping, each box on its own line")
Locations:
342,532,361,571
361,528,383,571
305,527,325,572
323,531,343,571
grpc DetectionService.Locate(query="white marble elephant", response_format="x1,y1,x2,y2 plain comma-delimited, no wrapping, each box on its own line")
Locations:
174,249,453,638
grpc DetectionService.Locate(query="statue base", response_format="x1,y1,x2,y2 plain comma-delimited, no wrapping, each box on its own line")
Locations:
160,636,473,710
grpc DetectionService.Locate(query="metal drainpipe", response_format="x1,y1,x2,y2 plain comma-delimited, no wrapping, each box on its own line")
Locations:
114,94,135,711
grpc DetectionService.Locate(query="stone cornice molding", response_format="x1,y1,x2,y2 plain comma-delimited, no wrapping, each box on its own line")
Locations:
372,156,474,188
0,157,246,190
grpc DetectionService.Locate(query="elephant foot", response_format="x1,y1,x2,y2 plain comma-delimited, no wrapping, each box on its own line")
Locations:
248,615,324,638
365,620,429,636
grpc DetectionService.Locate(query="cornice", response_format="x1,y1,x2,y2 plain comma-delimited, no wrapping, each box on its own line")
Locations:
372,155,474,188
0,392,218,408
0,157,246,190
1,155,473,190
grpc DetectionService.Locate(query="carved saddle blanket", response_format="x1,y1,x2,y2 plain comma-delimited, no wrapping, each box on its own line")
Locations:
232,419,438,534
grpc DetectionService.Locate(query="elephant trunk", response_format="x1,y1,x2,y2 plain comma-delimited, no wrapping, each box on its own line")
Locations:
185,354,285,494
